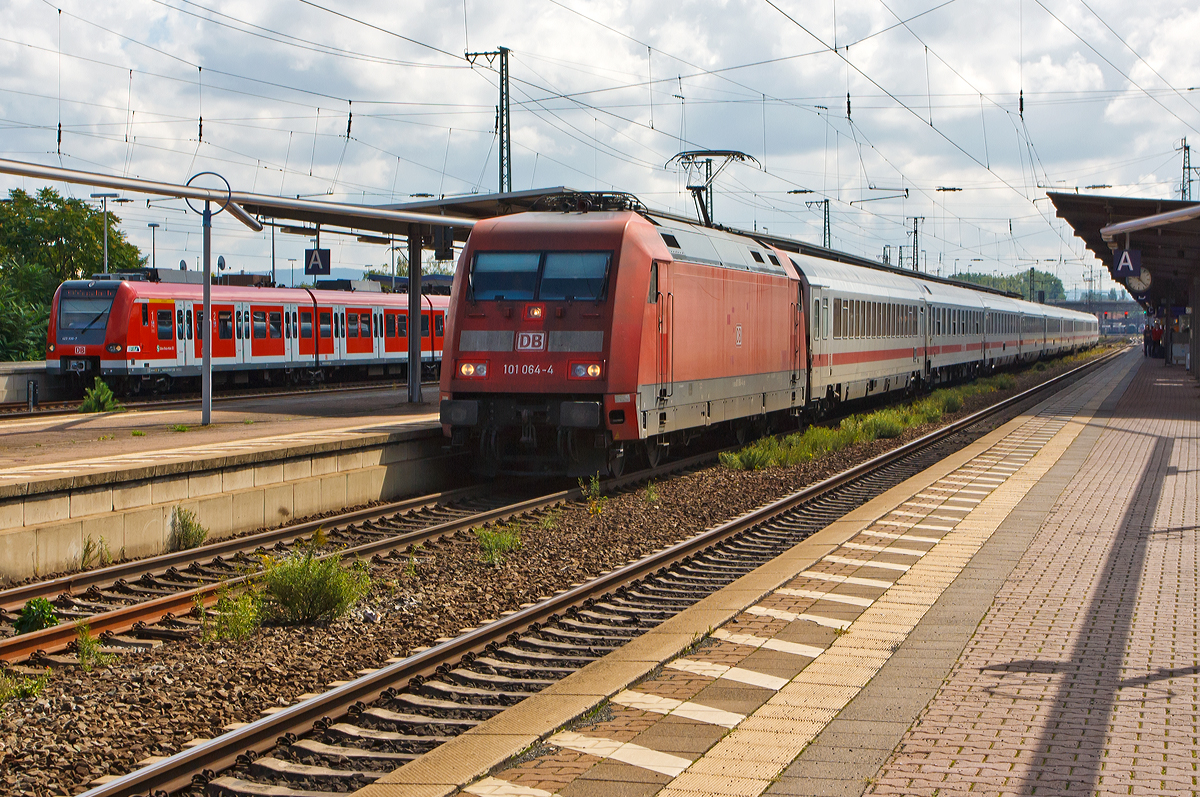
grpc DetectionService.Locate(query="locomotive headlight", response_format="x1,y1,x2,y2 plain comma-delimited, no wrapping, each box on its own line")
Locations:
526,304,545,320
48,344,55,353
458,361,488,378
105,343,123,353
569,362,603,379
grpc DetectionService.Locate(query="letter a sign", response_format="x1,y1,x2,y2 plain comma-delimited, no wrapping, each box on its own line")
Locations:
304,248,330,276
1114,249,1141,277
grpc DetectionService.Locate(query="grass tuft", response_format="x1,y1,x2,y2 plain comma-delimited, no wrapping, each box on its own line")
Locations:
195,584,261,642
0,669,49,704
721,370,1026,471
74,623,115,672
168,507,208,552
476,523,522,566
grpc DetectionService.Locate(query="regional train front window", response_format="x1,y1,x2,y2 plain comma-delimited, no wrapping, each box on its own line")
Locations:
470,251,612,301
59,297,112,333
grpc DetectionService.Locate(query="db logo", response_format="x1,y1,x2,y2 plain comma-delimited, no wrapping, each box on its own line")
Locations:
74,346,86,355
516,331,546,352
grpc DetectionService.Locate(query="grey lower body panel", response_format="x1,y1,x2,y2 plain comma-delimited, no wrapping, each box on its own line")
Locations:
636,370,804,438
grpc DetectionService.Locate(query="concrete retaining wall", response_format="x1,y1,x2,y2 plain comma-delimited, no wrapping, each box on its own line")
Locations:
0,361,69,404
0,429,466,584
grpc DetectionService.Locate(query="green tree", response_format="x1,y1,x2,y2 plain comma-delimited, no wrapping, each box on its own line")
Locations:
950,270,1065,302
0,188,143,361
0,258,54,361
0,187,144,284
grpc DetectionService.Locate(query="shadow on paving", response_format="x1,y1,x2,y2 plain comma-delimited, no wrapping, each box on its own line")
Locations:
981,364,1186,794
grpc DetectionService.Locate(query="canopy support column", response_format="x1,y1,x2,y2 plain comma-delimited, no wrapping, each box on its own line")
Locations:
407,225,423,404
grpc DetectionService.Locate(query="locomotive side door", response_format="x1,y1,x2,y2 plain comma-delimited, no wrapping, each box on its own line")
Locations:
653,260,672,402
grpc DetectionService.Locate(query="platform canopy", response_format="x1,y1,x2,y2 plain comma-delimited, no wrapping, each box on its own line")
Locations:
238,186,580,242
1049,191,1200,312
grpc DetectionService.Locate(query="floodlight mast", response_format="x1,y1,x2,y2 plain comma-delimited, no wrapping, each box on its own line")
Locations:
666,150,760,227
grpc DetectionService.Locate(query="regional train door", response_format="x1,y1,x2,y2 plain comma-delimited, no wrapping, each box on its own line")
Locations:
653,260,672,401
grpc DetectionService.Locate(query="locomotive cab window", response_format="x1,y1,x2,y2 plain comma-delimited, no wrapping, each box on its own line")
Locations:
218,311,234,340
541,252,610,300
470,250,612,301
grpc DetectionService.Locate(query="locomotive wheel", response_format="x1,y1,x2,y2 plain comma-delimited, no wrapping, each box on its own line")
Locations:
607,443,626,477
644,438,666,468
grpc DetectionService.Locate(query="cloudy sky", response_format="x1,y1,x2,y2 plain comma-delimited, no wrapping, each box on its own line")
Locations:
2,0,1198,294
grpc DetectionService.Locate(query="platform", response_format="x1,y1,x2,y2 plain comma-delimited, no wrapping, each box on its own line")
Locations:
354,349,1200,797
0,385,450,583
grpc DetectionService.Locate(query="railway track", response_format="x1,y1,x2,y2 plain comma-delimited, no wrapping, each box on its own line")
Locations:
66,348,1124,797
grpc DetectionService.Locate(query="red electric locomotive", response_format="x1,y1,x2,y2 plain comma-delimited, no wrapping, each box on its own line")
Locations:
47,277,449,395
438,196,1098,477
439,205,804,476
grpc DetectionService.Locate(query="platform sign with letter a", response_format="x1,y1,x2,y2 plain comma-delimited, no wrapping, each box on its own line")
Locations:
1113,248,1141,277
304,248,331,276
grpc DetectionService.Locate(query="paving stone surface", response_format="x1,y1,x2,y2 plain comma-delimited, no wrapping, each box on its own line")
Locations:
867,359,1200,796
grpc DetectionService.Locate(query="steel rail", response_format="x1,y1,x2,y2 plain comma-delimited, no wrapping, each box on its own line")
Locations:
78,346,1125,797
0,450,715,663
0,484,485,613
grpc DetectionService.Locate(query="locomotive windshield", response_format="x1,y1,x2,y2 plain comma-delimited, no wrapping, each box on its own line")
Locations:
470,251,611,301
57,284,118,344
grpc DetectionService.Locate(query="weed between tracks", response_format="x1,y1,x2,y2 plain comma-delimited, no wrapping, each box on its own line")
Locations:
721,373,1017,471
74,623,115,672
195,584,261,642
258,547,372,625
0,669,48,705
475,523,522,566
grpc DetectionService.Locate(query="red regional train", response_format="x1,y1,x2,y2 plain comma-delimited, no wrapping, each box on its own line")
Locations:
46,277,449,395
438,196,1099,477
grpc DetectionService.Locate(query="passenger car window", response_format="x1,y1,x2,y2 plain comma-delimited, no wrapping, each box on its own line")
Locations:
300,311,313,339
435,314,444,336
361,312,371,337
218,311,233,340
157,309,173,341
386,314,396,338
347,313,359,338
319,311,331,339
253,310,267,339
269,311,282,339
